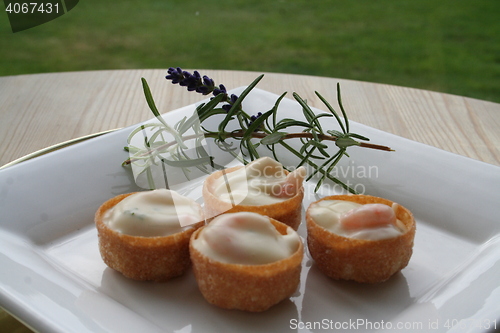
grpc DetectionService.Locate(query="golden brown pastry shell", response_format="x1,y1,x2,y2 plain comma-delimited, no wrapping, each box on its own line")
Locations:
306,194,416,284
189,217,304,312
202,165,304,230
95,192,204,282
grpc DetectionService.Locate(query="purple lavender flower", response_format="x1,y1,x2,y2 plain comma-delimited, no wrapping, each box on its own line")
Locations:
221,94,239,112
248,112,263,131
165,68,212,96
166,67,239,112
213,84,227,96
165,67,184,84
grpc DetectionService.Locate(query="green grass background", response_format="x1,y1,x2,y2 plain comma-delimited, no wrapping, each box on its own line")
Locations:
1,0,499,103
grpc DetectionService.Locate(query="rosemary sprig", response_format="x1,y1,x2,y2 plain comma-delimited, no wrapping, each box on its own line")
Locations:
123,68,393,193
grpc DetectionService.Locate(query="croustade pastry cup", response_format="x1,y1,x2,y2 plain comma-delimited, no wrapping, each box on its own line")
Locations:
306,194,416,284
95,192,204,282
202,166,304,230
189,217,304,312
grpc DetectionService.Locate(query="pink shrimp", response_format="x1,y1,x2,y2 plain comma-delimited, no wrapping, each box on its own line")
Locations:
271,166,306,198
340,203,397,230
273,182,296,198
202,215,249,259
203,223,240,256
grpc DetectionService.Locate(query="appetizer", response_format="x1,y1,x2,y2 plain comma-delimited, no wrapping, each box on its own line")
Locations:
95,189,204,281
202,156,306,230
190,211,303,312
306,194,415,283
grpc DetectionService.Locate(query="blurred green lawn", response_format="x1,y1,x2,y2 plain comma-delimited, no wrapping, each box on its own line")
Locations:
1,0,499,103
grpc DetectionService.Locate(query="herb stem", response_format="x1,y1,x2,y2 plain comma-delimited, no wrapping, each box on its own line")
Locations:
123,129,392,165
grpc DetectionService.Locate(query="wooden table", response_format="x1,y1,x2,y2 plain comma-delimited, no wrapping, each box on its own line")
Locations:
0,69,499,331
0,69,499,168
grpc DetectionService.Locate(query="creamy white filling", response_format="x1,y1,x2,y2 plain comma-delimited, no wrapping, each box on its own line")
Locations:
103,189,203,237
308,200,406,240
192,212,300,265
211,157,306,206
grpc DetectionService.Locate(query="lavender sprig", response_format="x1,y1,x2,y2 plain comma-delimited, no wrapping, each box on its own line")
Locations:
165,67,215,94
166,67,239,112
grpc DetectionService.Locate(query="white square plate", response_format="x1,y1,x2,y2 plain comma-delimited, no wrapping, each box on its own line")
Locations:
1,88,499,333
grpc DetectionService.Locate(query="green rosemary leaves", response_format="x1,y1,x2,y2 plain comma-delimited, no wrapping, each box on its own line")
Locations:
123,69,393,193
